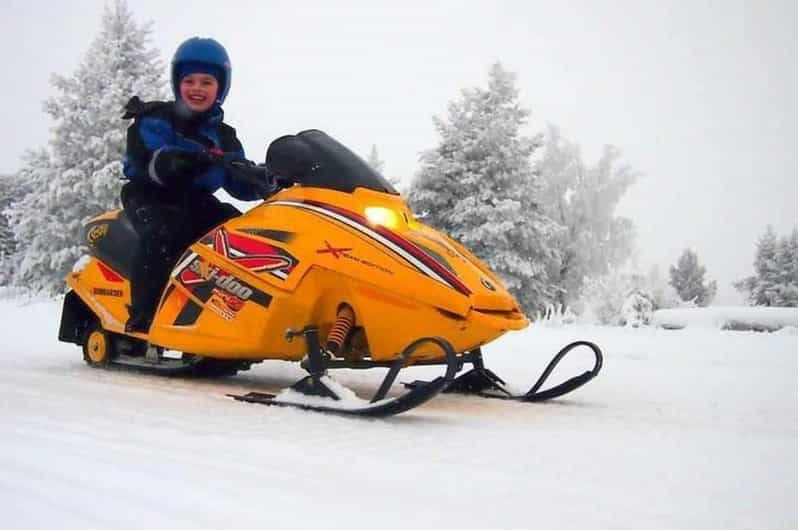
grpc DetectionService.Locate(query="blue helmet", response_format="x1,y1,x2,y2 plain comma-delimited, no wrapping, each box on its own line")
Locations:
171,37,232,104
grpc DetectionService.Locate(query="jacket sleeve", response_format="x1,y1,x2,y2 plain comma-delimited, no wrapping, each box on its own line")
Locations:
222,136,265,201
134,116,206,189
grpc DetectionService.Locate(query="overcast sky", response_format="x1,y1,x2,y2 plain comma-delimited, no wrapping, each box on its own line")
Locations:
2,0,797,303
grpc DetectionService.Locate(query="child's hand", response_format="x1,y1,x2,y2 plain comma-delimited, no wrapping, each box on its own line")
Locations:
155,150,216,188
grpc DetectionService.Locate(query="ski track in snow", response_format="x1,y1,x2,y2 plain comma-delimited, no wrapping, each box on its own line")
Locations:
1,299,796,530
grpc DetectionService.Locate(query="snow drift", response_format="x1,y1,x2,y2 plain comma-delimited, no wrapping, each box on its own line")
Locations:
653,305,798,331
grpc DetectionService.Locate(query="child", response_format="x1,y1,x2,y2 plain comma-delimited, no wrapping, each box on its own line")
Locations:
121,37,269,333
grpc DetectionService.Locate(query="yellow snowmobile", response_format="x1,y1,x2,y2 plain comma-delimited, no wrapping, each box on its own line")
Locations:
58,130,602,416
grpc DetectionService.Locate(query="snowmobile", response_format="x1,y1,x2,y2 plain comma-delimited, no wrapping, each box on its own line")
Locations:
58,130,602,417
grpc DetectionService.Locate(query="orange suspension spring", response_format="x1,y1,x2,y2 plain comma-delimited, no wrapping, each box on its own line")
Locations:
326,305,355,355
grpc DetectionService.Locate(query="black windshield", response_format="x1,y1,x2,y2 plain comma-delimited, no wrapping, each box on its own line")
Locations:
265,129,398,194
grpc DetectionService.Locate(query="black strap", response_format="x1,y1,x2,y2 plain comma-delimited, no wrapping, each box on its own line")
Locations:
121,96,171,120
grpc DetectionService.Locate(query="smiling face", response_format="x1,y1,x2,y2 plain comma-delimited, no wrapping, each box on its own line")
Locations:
179,73,219,113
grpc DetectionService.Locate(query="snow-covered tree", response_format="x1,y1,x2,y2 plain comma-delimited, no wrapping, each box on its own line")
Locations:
735,226,798,307
773,229,798,307
620,290,654,327
5,150,58,290
408,63,560,313
783,229,798,306
6,0,166,294
0,173,21,286
669,248,717,306
536,125,637,309
580,269,651,325
366,144,385,174
0,174,17,258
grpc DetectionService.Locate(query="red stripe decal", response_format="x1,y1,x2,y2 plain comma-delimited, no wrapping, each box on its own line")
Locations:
299,199,472,296
97,261,125,283
226,231,279,255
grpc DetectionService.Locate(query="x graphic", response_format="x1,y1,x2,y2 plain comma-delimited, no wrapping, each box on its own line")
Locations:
316,240,352,259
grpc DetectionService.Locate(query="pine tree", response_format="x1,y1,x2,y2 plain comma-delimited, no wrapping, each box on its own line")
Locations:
668,248,717,306
736,226,798,307
366,144,385,174
0,173,20,286
407,63,559,313
536,125,637,309
4,150,57,289
6,0,166,294
734,226,778,306
773,229,798,306
0,174,17,258
785,228,798,306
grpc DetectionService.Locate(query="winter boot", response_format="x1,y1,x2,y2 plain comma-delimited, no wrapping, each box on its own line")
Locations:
125,306,153,334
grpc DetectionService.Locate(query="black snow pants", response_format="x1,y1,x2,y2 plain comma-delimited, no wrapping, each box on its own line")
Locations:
120,181,241,319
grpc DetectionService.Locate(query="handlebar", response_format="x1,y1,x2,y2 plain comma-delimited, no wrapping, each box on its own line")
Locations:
210,154,296,197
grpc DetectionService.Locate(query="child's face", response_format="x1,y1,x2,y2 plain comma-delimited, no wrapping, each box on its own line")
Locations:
179,73,219,112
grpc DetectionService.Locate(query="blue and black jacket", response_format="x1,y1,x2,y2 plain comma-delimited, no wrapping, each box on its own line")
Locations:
122,97,261,201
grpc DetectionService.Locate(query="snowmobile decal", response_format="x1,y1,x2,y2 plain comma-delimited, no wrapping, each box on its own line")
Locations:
269,200,471,296
92,287,123,297
173,299,203,326
185,258,254,300
96,262,124,283
86,223,109,246
316,240,353,259
240,228,296,243
316,241,394,276
198,227,297,281
170,249,273,325
410,240,456,274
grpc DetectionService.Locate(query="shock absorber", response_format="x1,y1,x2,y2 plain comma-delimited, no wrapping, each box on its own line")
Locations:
326,304,355,355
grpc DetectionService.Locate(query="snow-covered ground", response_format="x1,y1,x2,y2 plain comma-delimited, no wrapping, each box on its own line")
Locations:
1,299,796,530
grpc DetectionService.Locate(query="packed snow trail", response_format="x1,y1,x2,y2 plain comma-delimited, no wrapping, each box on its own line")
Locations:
1,300,796,529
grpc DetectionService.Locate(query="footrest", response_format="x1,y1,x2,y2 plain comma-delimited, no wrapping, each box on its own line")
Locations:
229,392,278,404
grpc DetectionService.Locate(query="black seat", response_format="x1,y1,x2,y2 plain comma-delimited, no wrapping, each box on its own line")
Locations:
84,210,141,279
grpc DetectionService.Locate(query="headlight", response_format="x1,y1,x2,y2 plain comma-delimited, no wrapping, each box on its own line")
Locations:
364,207,402,229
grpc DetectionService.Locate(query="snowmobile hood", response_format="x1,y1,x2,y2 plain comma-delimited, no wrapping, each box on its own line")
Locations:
252,186,526,323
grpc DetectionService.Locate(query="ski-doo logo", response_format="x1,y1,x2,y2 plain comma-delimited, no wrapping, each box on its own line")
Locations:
481,278,496,291
87,224,108,246
189,259,253,301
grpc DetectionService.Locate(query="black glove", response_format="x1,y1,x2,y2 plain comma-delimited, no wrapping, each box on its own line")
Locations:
225,161,278,199
152,149,218,188
251,178,279,198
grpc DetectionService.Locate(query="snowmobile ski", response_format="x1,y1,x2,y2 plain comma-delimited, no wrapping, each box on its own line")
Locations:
228,330,459,417
407,341,603,402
